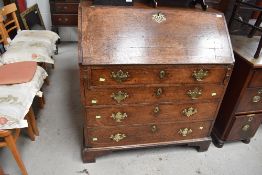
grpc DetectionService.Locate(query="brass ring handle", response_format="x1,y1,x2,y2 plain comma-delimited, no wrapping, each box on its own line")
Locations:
187,88,202,100
253,95,261,103
111,112,127,122
154,106,160,114
159,70,166,79
192,69,209,81
110,133,126,142
242,124,250,131
178,128,192,137
151,125,157,133
58,18,62,21
155,88,163,97
111,91,129,103
111,70,129,83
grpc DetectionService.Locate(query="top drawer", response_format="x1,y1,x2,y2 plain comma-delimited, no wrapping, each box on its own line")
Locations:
53,3,79,14
82,65,230,87
249,69,262,88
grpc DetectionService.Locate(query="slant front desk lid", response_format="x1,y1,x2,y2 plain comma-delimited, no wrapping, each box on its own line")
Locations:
79,5,234,65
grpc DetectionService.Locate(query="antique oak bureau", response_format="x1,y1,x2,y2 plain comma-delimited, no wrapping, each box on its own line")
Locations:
78,2,234,162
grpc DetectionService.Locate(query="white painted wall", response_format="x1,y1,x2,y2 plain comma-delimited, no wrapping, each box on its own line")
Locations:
26,0,77,41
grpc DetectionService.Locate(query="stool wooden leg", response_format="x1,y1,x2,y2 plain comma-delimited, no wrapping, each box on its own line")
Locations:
25,114,35,141
28,107,39,136
44,77,50,86
5,132,28,175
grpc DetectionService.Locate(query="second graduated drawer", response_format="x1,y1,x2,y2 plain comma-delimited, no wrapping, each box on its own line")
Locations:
84,65,229,87
85,102,219,127
84,85,224,106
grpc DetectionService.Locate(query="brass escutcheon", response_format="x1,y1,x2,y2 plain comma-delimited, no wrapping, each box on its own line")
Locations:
111,91,129,103
182,107,198,117
159,70,166,79
187,88,202,100
155,88,163,97
111,70,129,83
178,128,193,137
192,69,209,81
151,125,158,133
110,133,126,142
111,112,127,122
242,124,250,131
154,106,160,114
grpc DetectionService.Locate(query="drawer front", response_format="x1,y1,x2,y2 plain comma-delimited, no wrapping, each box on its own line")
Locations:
54,3,79,14
85,121,212,147
249,69,262,87
52,14,78,26
86,102,219,126
236,88,262,113
227,113,262,140
85,85,224,106
87,66,228,87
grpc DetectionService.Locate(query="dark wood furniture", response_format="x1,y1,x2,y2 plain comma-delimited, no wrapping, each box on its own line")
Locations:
78,2,234,163
49,0,80,34
212,35,262,148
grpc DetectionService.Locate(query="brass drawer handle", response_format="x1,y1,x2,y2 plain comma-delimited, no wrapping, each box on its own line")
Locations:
154,106,160,114
242,124,250,131
111,70,129,83
110,133,126,142
65,18,68,22
151,125,157,133
182,107,198,117
111,112,127,122
192,69,209,81
187,88,202,100
58,18,62,21
253,95,261,103
159,70,166,79
111,91,128,103
178,128,192,137
155,88,163,97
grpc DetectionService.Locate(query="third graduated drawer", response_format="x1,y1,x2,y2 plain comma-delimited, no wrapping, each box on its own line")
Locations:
85,101,219,126
81,65,229,87
84,121,212,148
84,85,224,106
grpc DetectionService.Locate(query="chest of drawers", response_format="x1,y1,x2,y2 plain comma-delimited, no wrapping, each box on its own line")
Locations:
78,2,234,163
49,0,79,34
212,36,262,147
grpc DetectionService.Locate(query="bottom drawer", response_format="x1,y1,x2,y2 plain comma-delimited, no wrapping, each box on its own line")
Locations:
85,121,212,148
227,113,262,140
52,14,78,26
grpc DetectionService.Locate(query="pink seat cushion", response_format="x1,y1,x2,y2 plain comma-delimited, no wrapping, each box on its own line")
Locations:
0,62,37,85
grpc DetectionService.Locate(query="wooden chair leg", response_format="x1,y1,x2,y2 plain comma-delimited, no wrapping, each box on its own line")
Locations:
0,166,4,175
25,114,35,141
5,131,28,175
28,107,39,136
44,76,50,86
38,96,45,109
248,12,262,38
254,36,262,58
52,64,55,69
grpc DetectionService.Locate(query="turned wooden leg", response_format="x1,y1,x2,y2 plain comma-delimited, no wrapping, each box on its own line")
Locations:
212,135,224,148
52,64,55,69
242,139,251,144
5,131,28,175
28,107,39,136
